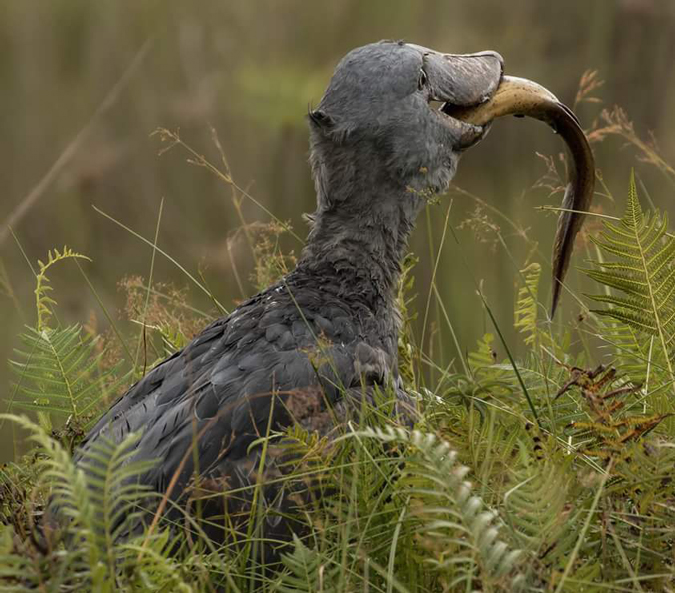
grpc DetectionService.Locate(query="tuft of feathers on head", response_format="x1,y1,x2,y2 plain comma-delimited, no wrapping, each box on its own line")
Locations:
307,105,334,129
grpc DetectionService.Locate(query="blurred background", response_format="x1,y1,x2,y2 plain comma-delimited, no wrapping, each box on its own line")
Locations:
1,0,675,426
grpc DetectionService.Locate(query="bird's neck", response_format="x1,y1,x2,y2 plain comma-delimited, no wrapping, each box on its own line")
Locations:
298,187,424,308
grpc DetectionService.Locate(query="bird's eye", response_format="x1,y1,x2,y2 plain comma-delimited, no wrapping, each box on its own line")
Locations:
418,69,428,91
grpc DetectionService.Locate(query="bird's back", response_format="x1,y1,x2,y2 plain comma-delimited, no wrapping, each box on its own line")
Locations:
74,266,401,544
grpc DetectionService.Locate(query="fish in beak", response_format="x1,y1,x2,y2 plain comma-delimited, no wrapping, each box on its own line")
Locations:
447,75,595,318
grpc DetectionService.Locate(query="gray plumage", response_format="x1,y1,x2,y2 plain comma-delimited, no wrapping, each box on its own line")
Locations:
73,40,503,552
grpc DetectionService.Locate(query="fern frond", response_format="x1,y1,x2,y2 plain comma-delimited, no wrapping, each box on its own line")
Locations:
0,414,157,590
0,520,35,590
468,333,499,375
122,530,202,591
455,333,526,414
277,534,340,593
505,447,580,569
584,173,675,398
514,263,541,346
354,426,525,591
10,325,126,424
593,316,665,388
76,433,157,578
34,246,91,331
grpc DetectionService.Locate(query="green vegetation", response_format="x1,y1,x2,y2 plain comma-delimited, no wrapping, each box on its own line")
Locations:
3,147,675,590
2,39,675,588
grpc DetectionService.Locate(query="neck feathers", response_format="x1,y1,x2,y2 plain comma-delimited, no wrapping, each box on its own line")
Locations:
299,192,421,307
299,125,427,306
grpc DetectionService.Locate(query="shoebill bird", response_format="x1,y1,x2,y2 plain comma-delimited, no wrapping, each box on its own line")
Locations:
67,40,594,556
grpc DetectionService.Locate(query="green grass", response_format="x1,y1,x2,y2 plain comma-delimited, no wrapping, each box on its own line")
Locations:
3,85,675,590
3,167,675,591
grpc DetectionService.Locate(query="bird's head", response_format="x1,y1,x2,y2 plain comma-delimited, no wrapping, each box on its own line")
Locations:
306,41,593,317
309,41,503,213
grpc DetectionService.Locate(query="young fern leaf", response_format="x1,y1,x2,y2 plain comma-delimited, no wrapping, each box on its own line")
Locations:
468,333,499,375
584,174,675,391
460,333,517,413
34,247,91,331
9,325,126,425
514,263,541,346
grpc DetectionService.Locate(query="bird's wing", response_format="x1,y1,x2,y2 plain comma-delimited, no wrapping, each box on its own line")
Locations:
75,283,370,497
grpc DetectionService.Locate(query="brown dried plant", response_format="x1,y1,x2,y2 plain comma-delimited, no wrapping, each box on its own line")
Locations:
573,69,605,110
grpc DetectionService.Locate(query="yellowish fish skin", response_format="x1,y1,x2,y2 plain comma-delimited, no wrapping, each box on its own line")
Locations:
449,75,595,317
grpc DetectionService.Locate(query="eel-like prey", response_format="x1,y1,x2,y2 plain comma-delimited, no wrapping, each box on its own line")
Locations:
448,76,595,318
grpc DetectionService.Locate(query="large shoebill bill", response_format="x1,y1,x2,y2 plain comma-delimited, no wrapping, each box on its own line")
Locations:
60,41,593,556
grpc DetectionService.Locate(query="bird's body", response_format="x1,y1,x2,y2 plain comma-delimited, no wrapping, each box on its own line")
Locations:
81,244,406,510
72,40,505,550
